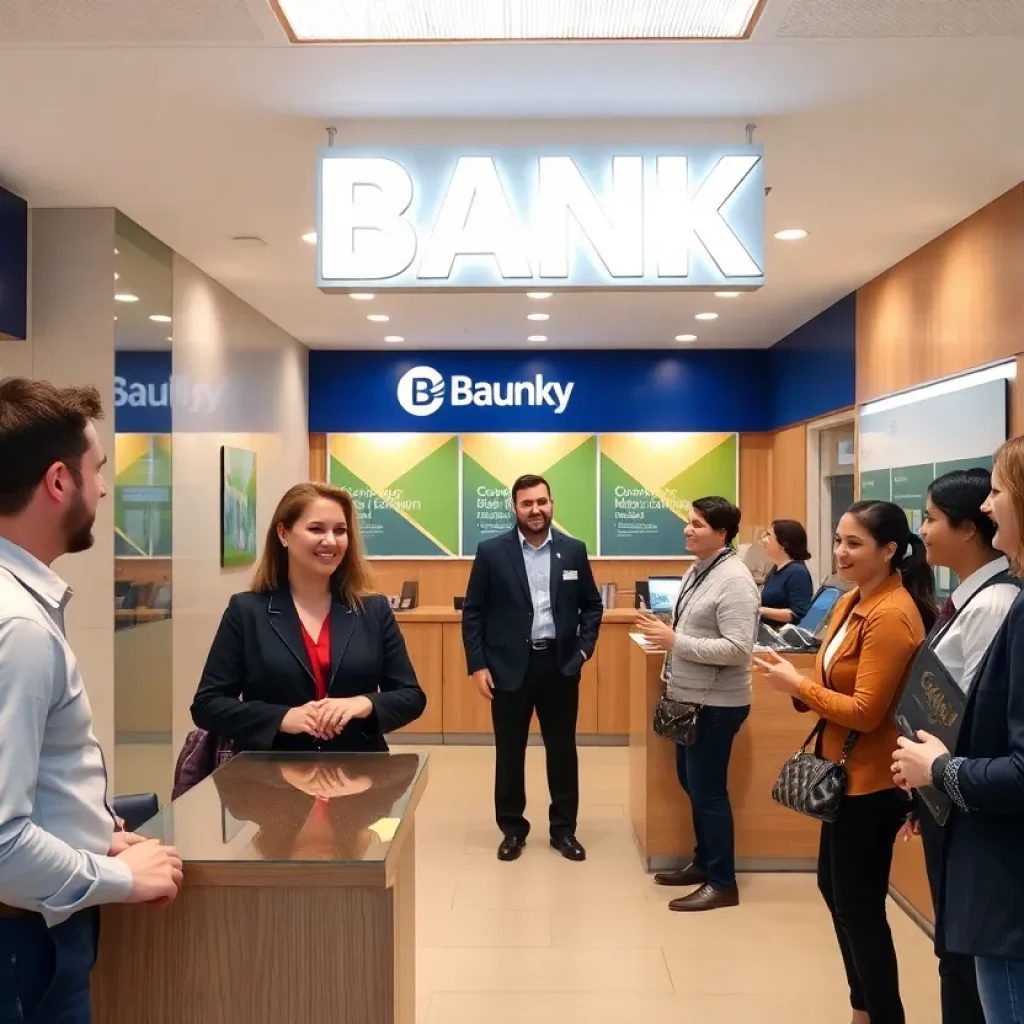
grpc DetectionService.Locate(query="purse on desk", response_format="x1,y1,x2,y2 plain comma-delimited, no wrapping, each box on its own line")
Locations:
772,719,858,823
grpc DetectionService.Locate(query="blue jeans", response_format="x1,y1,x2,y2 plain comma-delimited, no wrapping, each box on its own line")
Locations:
976,957,1024,1024
675,703,750,890
0,909,98,1023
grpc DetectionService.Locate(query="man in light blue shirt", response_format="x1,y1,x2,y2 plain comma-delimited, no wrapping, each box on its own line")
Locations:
0,377,182,1023
520,528,556,641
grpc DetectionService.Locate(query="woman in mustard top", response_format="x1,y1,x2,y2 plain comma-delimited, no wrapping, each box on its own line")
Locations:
757,500,936,1024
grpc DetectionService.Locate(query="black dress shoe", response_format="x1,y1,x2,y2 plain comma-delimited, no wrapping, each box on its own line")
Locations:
497,836,525,861
668,882,739,912
550,835,587,862
654,863,708,887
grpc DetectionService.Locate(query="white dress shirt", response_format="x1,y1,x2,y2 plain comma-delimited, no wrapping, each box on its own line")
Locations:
933,556,1018,692
0,536,133,924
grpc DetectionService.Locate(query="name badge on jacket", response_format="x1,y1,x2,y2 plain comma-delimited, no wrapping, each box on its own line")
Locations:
562,569,578,581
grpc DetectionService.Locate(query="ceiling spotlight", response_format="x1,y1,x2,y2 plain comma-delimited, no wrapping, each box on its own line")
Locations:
384,335,404,343
774,228,808,241
301,231,317,244
349,293,375,300
527,335,548,342
526,291,553,300
114,248,120,256
695,312,718,321
714,291,740,298
113,316,118,321
675,334,697,342
114,272,120,281
527,312,549,321
114,293,139,303
149,314,172,323
166,336,173,342
367,314,389,322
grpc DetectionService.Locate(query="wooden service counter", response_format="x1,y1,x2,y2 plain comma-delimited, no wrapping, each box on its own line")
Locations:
392,606,637,740
92,752,427,1024
628,637,821,871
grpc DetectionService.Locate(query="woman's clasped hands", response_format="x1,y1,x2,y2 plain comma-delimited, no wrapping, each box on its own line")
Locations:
280,696,374,740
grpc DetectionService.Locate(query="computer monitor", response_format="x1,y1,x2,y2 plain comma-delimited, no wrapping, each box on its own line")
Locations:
798,585,844,637
646,576,683,617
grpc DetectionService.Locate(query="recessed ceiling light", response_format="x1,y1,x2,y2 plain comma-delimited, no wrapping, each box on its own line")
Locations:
149,314,172,323
526,291,553,300
273,0,763,41
714,291,740,298
384,335,404,343
114,293,139,303
675,334,697,342
113,316,118,321
527,335,548,342
114,272,120,281
695,312,718,321
301,231,317,244
349,293,375,300
774,228,808,241
166,336,173,342
527,312,550,321
367,314,390,322
114,248,119,256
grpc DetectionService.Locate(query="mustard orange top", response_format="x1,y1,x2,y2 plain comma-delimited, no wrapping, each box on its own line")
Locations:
795,573,925,796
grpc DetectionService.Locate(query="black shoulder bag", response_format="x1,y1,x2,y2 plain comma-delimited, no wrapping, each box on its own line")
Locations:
652,550,732,747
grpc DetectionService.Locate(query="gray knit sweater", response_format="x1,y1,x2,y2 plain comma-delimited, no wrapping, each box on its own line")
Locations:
666,553,760,708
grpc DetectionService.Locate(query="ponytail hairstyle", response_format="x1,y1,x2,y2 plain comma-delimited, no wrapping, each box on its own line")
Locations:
847,499,938,632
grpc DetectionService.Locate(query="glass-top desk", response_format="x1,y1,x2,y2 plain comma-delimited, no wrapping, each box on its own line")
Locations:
93,752,428,1024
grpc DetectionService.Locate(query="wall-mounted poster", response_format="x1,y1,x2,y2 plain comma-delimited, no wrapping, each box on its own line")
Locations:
114,434,172,557
599,433,738,557
328,434,459,557
461,433,598,556
220,446,257,568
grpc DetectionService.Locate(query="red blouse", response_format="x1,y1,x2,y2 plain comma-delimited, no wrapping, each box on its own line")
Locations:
299,614,331,700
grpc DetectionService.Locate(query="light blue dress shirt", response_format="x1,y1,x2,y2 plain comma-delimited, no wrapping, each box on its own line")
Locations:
520,530,556,640
0,536,133,925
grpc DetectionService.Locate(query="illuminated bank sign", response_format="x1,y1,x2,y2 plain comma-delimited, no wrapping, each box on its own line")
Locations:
317,145,765,291
396,365,574,417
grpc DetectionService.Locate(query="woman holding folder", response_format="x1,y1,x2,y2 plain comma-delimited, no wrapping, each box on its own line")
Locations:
907,468,1017,1024
894,442,1024,1024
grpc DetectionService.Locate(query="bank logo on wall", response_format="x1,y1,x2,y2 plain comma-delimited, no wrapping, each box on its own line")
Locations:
396,365,576,418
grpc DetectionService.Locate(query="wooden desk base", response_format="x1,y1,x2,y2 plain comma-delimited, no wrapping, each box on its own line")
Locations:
93,829,417,1024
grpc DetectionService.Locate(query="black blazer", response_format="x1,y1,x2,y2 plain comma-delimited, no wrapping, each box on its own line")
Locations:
937,589,1024,960
462,528,603,692
191,590,426,753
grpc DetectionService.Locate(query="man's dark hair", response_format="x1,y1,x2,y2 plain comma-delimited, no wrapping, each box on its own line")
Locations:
511,474,551,506
0,377,103,516
691,496,742,546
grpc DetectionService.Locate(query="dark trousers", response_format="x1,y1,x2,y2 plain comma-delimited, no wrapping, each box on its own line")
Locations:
818,789,908,1024
675,703,749,890
492,646,579,841
918,797,986,1024
0,909,98,1023
976,956,1024,1024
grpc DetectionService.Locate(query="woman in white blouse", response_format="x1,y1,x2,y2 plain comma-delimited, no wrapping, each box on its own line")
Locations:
909,467,1018,1024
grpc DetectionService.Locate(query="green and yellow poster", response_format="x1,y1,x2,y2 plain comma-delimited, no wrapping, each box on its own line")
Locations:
599,433,737,556
328,434,459,556
114,434,172,557
461,433,598,556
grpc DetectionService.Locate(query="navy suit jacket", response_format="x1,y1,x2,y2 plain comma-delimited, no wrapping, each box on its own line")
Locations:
937,589,1024,959
191,589,426,752
461,528,603,692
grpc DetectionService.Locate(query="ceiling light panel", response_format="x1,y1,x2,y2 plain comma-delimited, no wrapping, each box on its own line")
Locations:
273,0,763,42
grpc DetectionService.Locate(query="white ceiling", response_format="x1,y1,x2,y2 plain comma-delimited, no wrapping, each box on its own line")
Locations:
1,0,1024,351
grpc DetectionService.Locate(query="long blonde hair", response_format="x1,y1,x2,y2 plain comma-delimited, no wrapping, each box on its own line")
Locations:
993,436,1024,576
250,482,375,607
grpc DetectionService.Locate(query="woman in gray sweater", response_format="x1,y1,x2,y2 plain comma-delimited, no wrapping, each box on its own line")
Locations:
637,496,760,912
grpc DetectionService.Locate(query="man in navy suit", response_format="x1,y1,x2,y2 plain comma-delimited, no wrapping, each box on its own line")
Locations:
462,475,603,862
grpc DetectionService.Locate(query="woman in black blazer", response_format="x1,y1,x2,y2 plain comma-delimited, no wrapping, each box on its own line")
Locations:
894,438,1024,1024
191,482,426,752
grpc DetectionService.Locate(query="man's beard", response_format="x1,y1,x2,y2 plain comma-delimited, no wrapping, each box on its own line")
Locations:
516,510,552,538
62,491,96,554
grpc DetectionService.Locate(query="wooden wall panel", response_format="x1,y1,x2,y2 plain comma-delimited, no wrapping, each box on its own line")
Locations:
392,622,443,734
771,424,808,525
857,185,1024,404
309,432,327,481
890,836,933,926
738,432,773,543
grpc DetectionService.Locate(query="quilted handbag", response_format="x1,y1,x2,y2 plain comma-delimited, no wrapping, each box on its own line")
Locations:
771,720,858,823
653,696,702,747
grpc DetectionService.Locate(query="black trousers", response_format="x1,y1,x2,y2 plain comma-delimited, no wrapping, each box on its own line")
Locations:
818,788,909,1024
917,796,987,1024
491,646,579,841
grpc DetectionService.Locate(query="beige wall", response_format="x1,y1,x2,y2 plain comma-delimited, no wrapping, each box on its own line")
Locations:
17,210,120,781
170,255,308,752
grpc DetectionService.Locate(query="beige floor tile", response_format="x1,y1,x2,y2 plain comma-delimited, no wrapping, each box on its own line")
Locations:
419,906,551,948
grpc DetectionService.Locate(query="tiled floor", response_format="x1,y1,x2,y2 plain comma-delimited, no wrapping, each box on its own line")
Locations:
408,744,941,1024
